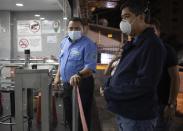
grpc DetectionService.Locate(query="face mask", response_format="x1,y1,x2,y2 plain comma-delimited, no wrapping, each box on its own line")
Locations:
68,31,82,41
119,20,131,35
119,18,137,35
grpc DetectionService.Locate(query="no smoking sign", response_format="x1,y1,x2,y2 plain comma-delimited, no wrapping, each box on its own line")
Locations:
19,39,29,48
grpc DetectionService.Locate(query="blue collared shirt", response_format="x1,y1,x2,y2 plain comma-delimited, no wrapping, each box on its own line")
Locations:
58,36,97,82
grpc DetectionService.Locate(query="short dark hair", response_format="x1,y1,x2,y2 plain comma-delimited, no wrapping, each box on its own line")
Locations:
69,17,83,25
120,0,146,16
150,18,161,31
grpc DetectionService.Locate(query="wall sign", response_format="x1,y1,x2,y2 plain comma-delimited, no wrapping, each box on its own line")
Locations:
17,20,41,35
41,20,60,34
19,38,29,48
17,20,42,52
18,36,42,52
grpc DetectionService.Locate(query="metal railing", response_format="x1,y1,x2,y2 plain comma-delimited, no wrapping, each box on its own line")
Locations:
72,86,79,131
72,86,88,131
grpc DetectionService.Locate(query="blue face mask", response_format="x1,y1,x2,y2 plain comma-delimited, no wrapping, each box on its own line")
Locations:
68,31,82,41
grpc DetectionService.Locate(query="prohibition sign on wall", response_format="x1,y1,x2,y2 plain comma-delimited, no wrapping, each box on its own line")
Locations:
19,39,29,48
30,21,40,33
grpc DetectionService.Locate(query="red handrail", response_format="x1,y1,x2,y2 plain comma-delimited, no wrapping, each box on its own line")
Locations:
76,86,88,131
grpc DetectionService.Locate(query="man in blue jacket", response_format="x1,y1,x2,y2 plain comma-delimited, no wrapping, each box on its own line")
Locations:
104,0,166,131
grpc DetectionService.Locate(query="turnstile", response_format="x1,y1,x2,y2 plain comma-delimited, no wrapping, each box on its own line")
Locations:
15,69,51,131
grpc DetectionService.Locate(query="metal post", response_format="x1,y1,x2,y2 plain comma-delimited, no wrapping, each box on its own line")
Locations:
41,75,52,131
15,70,24,131
72,87,78,131
27,88,33,131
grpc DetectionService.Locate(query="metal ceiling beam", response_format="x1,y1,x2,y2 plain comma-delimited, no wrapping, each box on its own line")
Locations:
57,0,64,11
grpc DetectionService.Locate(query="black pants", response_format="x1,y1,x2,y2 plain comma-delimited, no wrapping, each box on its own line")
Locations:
63,76,94,131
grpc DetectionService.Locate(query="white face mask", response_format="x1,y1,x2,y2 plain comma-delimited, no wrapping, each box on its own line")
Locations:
119,20,131,35
68,31,82,41
119,18,137,35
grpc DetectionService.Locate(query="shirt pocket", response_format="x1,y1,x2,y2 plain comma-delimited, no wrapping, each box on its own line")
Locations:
68,50,83,68
68,55,82,61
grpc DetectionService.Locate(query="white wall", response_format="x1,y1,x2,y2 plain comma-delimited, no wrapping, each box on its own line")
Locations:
0,11,11,58
11,11,65,59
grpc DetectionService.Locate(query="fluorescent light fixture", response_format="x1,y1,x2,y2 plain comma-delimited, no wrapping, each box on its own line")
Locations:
106,2,117,8
16,3,24,7
63,17,68,20
40,18,45,20
35,14,40,17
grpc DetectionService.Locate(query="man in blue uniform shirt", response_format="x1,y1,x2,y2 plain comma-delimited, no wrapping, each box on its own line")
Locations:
104,0,166,131
54,17,97,131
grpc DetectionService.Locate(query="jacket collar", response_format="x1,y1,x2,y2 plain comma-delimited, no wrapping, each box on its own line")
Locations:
122,27,154,51
132,27,154,47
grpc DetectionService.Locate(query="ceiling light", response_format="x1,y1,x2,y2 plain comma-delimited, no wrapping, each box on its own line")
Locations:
35,14,40,17
40,18,45,20
16,3,24,7
106,2,117,8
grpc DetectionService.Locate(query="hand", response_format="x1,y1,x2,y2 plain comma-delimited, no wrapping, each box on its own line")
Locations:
163,105,176,121
53,76,60,89
69,74,81,87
